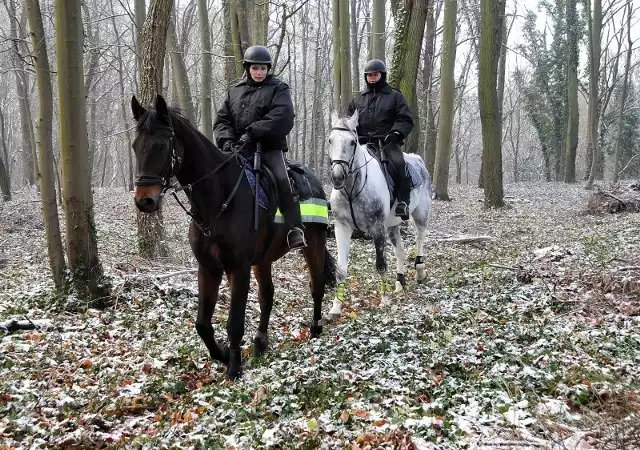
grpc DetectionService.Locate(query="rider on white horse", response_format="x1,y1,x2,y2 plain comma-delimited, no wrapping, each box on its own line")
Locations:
347,59,414,220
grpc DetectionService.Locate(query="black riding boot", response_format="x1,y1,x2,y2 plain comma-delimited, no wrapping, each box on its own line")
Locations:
385,144,410,220
263,150,307,250
280,193,307,250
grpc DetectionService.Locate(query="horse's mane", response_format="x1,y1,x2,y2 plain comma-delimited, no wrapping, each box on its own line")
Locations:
137,106,217,152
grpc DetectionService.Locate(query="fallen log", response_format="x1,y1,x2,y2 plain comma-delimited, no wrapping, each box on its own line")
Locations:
587,182,640,213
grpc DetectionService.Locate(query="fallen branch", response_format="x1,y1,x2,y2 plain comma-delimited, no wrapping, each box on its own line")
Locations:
153,269,198,280
618,266,640,272
0,319,36,335
439,235,497,244
587,182,640,213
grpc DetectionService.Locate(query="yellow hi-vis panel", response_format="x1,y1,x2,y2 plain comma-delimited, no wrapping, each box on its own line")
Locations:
274,199,328,225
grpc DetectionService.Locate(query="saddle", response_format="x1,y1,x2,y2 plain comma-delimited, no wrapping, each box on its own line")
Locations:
239,148,328,226
363,144,416,204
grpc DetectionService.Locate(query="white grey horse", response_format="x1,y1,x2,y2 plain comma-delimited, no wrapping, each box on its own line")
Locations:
327,111,432,319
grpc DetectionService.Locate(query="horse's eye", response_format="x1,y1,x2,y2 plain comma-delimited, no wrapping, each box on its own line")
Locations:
350,140,356,148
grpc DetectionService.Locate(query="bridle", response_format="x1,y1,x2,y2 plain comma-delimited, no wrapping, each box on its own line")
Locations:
134,114,182,193
330,126,374,231
134,114,248,236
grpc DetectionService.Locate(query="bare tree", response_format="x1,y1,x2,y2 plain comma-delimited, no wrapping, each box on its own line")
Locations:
55,0,106,297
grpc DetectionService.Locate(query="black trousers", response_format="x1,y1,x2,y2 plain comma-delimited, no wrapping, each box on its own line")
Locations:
383,143,411,204
262,150,302,228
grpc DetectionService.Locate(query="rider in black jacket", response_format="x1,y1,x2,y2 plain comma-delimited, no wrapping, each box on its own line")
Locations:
213,45,306,249
348,59,414,220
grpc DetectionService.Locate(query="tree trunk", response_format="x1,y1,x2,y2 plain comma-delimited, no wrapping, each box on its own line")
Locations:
350,0,360,95
230,0,246,77
55,0,106,297
586,0,602,190
613,1,632,184
422,1,437,174
371,0,386,60
7,0,36,187
110,10,135,192
389,0,428,154
167,14,195,122
332,0,352,115
433,0,457,200
0,106,11,201
223,0,236,85
197,0,213,138
564,0,579,183
137,0,174,259
251,0,268,44
479,0,505,208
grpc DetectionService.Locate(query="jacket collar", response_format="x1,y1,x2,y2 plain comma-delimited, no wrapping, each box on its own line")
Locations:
364,83,392,95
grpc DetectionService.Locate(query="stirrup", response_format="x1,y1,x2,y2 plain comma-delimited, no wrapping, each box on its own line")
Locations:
395,202,409,220
287,227,307,250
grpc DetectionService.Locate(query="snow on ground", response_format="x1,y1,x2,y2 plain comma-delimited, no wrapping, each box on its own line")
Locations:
0,182,639,449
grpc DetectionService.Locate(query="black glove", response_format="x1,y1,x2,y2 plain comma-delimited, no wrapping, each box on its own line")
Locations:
384,132,401,145
222,140,233,152
238,133,254,147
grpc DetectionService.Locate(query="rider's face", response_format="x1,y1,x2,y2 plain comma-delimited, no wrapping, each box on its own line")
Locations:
250,64,268,82
366,72,382,83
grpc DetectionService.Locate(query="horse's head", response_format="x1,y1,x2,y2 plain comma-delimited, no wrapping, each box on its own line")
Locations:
130,94,184,212
328,110,360,190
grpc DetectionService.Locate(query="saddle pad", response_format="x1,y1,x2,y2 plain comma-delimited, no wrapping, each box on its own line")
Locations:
244,169,328,225
384,157,426,192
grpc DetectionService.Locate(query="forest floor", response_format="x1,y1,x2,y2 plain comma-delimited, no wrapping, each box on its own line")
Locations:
0,182,639,450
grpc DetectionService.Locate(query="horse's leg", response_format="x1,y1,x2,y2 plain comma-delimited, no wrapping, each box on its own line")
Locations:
226,267,251,380
329,221,352,320
388,225,407,293
195,264,229,365
373,228,389,304
252,262,274,357
411,191,431,283
302,227,326,338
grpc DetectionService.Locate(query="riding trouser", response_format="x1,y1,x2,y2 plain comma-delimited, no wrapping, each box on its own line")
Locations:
262,150,303,230
383,143,411,207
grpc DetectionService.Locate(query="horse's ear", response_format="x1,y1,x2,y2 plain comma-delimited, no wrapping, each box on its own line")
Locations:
131,95,146,121
330,110,340,126
154,94,169,117
347,109,359,130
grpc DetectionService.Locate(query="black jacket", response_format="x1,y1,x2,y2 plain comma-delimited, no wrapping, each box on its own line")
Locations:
347,83,414,143
213,75,295,152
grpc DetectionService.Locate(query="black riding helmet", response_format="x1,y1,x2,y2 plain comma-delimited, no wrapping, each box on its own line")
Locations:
243,45,272,69
363,59,387,86
363,59,387,74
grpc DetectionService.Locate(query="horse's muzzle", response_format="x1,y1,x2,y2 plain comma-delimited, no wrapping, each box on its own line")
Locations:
134,185,163,212
331,165,346,190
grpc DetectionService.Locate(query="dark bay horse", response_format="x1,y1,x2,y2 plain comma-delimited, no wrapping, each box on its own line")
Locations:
131,95,335,380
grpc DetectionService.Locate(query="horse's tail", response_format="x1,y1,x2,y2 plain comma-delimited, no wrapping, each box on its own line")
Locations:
323,247,337,288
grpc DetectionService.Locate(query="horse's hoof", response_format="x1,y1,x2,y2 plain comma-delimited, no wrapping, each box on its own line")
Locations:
254,332,268,357
310,324,323,338
227,365,243,381
227,348,242,380
395,281,403,293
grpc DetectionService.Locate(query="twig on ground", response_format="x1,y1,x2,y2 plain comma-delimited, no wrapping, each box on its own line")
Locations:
439,235,497,244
